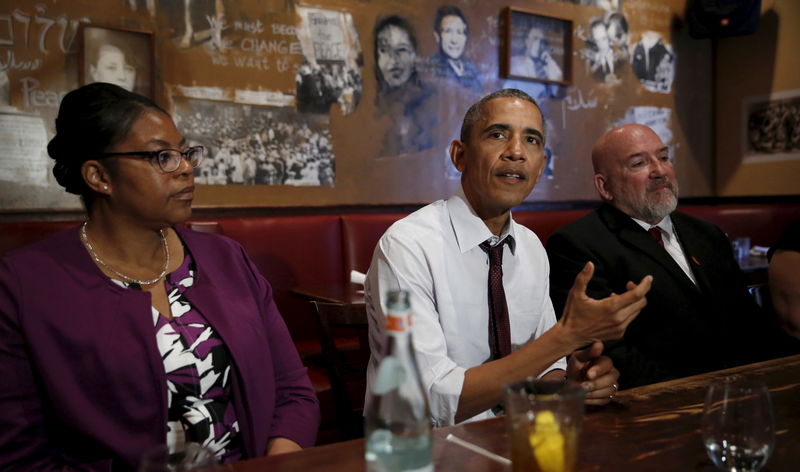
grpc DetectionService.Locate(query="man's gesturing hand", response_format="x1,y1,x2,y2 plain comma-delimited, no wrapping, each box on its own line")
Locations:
560,261,652,347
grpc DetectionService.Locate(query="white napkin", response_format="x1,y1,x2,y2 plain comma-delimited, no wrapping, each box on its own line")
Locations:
350,270,366,285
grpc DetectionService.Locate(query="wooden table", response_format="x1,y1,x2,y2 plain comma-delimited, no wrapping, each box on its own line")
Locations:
291,283,365,306
226,354,800,471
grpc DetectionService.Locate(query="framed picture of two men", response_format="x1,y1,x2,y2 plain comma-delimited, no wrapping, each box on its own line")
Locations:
503,7,572,86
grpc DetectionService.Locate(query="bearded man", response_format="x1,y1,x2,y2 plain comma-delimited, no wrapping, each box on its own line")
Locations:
546,124,791,388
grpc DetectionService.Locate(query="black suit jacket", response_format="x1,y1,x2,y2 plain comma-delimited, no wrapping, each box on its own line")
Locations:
546,203,792,388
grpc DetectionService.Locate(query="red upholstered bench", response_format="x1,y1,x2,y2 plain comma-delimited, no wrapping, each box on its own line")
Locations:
2,203,796,353
207,215,345,352
678,203,800,246
0,221,76,256
341,213,410,275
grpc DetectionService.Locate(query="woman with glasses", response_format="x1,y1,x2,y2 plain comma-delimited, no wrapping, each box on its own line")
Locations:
0,83,319,470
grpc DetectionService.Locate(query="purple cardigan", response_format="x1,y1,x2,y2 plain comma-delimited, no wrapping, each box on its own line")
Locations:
0,226,320,471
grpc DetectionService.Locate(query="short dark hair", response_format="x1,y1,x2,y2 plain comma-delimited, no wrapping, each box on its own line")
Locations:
47,82,167,200
459,88,544,142
434,5,468,35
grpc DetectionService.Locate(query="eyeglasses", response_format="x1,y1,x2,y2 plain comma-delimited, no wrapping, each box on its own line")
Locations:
97,146,205,173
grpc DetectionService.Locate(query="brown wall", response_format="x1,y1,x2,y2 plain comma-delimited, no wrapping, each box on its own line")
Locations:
0,0,712,211
715,0,800,196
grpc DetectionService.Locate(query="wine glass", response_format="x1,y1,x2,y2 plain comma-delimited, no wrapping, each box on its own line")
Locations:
139,442,218,472
702,377,775,472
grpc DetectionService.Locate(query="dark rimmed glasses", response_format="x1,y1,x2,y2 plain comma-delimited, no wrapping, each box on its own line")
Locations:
97,146,205,173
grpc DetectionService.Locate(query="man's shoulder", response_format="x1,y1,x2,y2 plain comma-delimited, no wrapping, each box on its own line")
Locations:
381,200,449,244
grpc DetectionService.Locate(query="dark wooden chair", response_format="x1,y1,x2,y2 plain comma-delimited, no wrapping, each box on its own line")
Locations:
311,301,370,441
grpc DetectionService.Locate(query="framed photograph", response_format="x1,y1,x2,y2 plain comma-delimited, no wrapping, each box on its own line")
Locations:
741,88,800,164
78,24,155,98
503,7,572,85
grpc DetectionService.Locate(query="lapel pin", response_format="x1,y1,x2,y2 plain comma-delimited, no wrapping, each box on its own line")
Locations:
691,256,701,266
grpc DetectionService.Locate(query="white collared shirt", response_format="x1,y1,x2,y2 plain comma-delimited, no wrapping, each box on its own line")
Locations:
364,187,566,427
633,215,698,285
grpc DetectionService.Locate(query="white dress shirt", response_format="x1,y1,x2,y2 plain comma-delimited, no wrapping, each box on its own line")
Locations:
633,215,698,285
364,187,566,427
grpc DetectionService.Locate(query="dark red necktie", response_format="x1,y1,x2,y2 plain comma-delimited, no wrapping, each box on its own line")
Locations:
479,240,512,360
648,227,664,247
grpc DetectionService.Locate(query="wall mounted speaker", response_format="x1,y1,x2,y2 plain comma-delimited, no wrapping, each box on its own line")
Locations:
687,0,761,39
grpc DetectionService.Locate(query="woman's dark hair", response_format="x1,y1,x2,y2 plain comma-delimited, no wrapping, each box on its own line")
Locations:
373,15,418,93
47,82,166,198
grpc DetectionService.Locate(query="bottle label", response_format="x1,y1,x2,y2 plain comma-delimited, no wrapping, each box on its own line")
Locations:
386,314,408,333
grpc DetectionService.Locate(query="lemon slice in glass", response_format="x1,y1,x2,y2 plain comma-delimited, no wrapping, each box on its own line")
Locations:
528,410,565,472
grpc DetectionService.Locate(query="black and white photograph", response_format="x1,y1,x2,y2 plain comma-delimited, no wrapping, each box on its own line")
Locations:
563,0,623,10
295,7,364,116
295,61,363,115
173,97,336,187
631,31,675,93
743,90,800,163
504,7,571,85
579,13,629,85
616,105,674,154
160,0,226,49
426,5,481,91
79,24,154,98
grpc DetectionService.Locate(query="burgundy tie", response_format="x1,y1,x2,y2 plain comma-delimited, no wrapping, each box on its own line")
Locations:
479,240,512,360
648,227,664,247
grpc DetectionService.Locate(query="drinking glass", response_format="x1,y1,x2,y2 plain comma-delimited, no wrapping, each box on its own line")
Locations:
138,442,218,472
505,379,585,472
733,237,752,261
702,377,775,472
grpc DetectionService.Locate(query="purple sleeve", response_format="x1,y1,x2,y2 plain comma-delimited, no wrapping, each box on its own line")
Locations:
0,259,91,471
244,254,321,449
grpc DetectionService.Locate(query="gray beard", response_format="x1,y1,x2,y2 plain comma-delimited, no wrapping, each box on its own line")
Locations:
631,194,678,223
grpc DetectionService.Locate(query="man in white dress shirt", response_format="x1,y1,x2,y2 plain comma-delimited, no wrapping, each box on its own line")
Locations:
365,89,652,426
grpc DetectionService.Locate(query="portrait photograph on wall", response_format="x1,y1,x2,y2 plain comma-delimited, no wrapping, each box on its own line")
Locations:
742,89,800,164
79,24,155,99
504,7,572,85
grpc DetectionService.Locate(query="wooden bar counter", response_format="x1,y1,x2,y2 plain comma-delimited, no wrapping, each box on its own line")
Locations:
227,354,800,471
